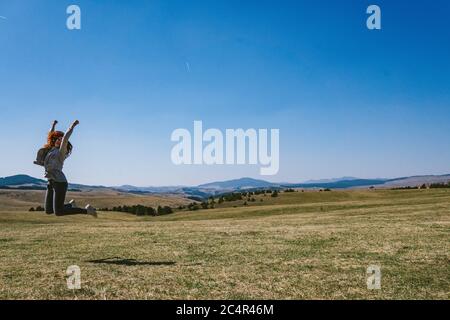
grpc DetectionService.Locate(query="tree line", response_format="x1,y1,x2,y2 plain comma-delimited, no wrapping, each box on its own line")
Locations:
392,181,450,190
29,188,300,214
101,205,173,216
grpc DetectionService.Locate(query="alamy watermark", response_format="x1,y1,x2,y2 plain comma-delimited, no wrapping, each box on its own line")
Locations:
366,265,381,290
171,121,279,175
65,4,379,31
66,5,81,30
367,5,381,30
66,265,81,290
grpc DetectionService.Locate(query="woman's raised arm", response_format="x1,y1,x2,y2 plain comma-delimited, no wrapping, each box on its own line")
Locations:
60,120,79,157
50,120,58,133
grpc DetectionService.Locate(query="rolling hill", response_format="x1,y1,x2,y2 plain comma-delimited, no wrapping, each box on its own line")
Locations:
0,174,46,187
1,173,449,197
198,177,278,190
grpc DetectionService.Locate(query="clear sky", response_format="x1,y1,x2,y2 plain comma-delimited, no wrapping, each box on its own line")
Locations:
1,0,449,186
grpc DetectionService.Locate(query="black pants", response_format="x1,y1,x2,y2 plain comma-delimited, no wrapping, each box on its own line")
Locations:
45,180,87,216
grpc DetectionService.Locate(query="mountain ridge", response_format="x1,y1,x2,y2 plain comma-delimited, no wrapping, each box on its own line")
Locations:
198,177,278,190
1,174,449,195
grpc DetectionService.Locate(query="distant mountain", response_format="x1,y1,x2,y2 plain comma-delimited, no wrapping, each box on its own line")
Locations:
198,177,278,190
303,177,359,184
0,174,104,191
1,173,449,197
0,174,46,187
283,178,388,189
116,185,184,193
383,174,450,188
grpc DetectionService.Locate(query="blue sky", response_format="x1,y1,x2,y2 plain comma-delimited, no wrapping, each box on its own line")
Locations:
0,0,449,186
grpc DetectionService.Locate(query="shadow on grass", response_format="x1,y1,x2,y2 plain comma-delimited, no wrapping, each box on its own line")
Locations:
86,257,176,266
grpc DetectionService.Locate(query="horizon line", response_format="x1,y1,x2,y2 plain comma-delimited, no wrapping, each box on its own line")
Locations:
2,172,450,188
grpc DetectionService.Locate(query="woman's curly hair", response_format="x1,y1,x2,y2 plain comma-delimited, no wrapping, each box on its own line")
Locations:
44,131,73,157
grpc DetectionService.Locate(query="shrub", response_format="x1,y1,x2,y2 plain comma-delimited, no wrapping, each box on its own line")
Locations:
188,203,200,211
110,205,158,216
157,206,173,215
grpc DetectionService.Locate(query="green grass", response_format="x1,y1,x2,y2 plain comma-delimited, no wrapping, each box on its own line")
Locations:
0,189,449,299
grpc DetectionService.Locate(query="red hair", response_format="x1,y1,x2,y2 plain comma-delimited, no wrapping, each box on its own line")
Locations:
44,131,73,157
45,131,65,149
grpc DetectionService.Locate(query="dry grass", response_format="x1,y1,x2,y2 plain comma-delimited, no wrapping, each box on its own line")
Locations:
0,189,449,299
0,189,191,211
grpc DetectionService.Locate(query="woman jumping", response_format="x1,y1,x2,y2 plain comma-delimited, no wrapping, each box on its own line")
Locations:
39,120,97,217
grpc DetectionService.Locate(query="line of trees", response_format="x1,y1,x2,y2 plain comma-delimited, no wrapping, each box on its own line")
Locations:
392,182,450,190
214,189,281,203
29,187,294,215
101,205,173,216
428,182,450,188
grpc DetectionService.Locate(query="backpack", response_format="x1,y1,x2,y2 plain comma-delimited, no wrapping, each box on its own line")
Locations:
33,147,51,166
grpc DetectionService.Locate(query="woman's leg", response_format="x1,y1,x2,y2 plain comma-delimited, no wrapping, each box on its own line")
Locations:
45,181,54,214
53,182,87,216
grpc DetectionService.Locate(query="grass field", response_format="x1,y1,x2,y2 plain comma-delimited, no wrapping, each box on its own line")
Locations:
0,189,191,211
0,189,449,299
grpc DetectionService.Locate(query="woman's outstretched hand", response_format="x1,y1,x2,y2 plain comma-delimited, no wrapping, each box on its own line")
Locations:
50,120,58,132
71,120,80,129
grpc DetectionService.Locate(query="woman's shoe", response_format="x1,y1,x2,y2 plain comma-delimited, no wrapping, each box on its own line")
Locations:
85,204,97,218
69,199,78,208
